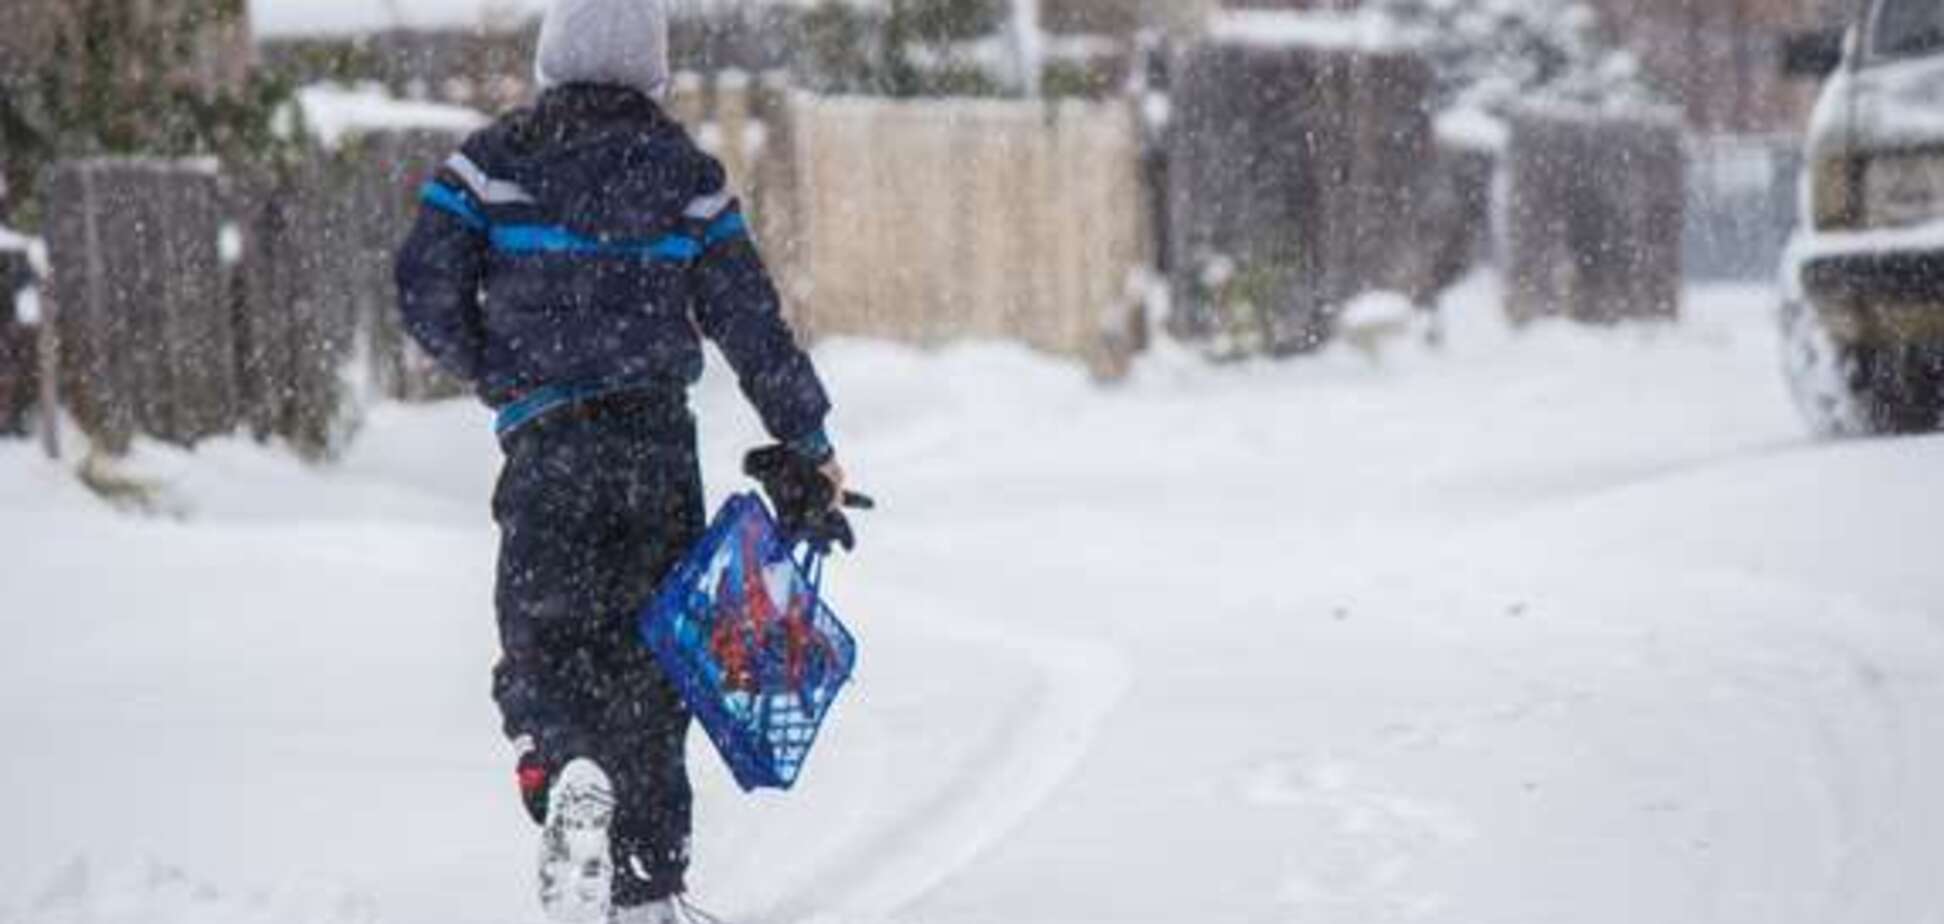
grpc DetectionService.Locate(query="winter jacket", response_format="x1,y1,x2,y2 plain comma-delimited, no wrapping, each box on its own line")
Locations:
394,84,830,445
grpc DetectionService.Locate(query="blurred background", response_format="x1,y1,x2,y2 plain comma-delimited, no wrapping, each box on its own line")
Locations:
0,0,1867,461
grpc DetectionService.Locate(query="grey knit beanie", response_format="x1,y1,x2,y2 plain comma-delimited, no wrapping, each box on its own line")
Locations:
535,0,670,100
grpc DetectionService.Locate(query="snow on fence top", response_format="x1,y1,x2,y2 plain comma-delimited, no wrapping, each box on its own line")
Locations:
59,156,223,176
0,226,33,255
250,0,547,38
0,227,46,278
1513,94,1685,128
293,85,490,149
1435,107,1510,154
251,0,837,38
1206,9,1413,55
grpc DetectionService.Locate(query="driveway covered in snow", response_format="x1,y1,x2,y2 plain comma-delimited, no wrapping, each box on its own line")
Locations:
3,280,1941,924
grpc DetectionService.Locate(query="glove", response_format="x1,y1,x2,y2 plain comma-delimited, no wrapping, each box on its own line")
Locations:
745,444,859,552
516,745,552,825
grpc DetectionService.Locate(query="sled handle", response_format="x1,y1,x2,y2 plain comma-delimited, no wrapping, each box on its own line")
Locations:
794,547,832,705
800,547,826,607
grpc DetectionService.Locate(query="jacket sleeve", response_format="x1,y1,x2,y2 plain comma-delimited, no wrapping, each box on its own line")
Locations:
394,169,490,387
686,165,833,447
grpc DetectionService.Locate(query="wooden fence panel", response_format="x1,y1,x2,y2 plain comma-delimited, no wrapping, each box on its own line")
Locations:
747,73,807,320
1167,42,1318,343
45,163,129,452
232,129,472,458
345,130,472,403
771,94,1149,367
1166,40,1436,352
1506,107,1686,325
44,159,232,452
233,158,351,454
158,168,234,440
1411,142,1496,307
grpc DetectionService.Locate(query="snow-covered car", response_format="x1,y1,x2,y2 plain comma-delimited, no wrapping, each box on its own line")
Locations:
1782,0,1944,435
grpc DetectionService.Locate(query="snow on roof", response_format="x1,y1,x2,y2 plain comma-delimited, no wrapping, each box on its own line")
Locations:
0,226,33,255
250,0,549,38
294,84,490,148
1435,107,1510,153
1512,94,1686,128
250,0,846,39
0,226,49,277
1206,8,1410,55
62,156,224,175
1851,56,1944,151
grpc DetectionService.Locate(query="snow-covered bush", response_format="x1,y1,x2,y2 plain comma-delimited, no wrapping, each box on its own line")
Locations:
796,0,1114,98
1368,0,1661,118
0,0,295,226
798,0,1008,96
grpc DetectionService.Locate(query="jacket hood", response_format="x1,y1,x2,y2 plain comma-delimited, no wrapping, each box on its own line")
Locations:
499,85,699,239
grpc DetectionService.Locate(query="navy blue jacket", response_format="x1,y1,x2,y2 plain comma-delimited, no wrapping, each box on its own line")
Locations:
394,84,830,445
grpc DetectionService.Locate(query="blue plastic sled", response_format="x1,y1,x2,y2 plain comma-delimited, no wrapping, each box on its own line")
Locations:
639,493,858,792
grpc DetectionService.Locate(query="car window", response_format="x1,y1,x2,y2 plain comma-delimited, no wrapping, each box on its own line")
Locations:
1874,0,1944,59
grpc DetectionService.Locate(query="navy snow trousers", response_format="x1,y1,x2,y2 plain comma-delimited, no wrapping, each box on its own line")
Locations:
491,390,705,906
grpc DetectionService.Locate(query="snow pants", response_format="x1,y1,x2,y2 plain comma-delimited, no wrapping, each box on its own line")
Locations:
491,389,706,906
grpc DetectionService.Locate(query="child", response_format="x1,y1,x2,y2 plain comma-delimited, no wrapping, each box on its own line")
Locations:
394,1,852,921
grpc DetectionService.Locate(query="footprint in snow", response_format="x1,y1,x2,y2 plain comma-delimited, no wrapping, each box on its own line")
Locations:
1242,757,1475,921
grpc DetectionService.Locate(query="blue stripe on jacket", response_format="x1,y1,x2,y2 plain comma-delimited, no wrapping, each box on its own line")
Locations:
491,225,702,261
704,212,748,248
421,182,489,232
420,183,705,261
420,182,749,265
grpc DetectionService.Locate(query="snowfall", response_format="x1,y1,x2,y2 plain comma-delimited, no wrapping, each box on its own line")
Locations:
3,276,1943,924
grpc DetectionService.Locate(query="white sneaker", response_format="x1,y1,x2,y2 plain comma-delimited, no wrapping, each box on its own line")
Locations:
609,901,676,924
539,759,617,924
610,897,726,924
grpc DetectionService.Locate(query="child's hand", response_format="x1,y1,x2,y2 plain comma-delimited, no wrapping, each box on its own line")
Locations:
819,459,847,509
745,445,861,551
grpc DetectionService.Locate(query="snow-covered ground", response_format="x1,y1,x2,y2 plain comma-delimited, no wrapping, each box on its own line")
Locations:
4,277,1943,924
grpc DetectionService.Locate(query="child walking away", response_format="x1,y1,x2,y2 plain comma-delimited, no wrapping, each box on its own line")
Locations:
392,1,856,921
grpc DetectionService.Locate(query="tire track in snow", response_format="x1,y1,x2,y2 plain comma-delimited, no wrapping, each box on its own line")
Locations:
769,599,1132,924
1737,581,1944,924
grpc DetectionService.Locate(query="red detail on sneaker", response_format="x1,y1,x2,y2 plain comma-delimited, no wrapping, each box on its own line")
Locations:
519,762,550,794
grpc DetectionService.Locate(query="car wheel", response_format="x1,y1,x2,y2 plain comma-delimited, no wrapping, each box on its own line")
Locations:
1779,296,1871,438
1854,341,1944,434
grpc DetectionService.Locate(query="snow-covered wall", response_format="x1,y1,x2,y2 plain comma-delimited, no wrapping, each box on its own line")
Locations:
292,85,489,149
